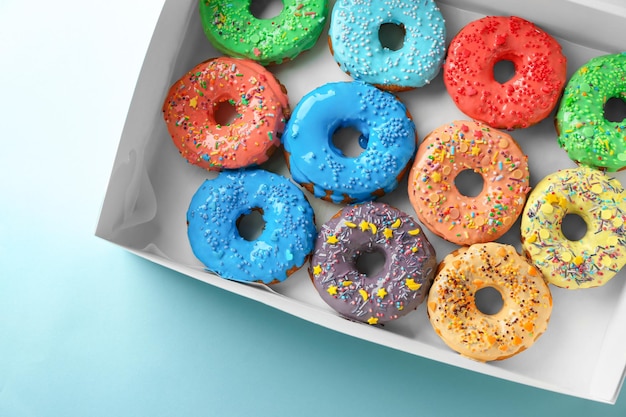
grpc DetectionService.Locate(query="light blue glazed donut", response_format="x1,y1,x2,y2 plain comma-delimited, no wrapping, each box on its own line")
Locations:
186,169,317,284
282,81,417,203
328,0,446,91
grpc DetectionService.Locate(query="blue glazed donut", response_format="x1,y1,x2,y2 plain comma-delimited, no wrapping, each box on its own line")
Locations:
328,0,447,91
186,169,317,284
282,81,417,204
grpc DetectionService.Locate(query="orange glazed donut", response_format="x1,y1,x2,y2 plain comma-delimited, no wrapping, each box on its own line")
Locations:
428,243,552,362
162,57,290,171
443,16,566,130
407,121,530,245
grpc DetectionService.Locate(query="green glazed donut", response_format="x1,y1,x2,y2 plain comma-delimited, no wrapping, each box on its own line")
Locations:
199,0,328,66
556,52,626,171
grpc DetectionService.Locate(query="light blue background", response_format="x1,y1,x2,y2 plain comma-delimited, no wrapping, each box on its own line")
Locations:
2,1,626,415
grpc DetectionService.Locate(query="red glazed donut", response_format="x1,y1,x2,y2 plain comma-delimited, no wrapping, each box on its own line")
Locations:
443,16,567,130
162,57,289,171
407,120,531,246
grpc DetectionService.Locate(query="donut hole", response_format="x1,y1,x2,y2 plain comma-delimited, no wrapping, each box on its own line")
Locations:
213,100,239,126
561,213,587,241
378,22,406,51
475,286,504,315
454,169,484,197
236,209,266,241
331,126,368,158
493,59,516,84
604,96,626,123
355,249,386,278
249,0,284,19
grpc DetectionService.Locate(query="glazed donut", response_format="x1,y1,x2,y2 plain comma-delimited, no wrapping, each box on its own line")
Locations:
328,0,446,91
162,57,289,171
520,167,626,289
407,120,530,246
555,52,626,172
428,243,552,362
310,201,436,324
186,169,317,284
282,81,417,204
443,16,567,130
199,0,328,66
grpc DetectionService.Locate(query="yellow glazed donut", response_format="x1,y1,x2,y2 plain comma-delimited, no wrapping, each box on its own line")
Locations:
428,243,552,362
521,167,626,289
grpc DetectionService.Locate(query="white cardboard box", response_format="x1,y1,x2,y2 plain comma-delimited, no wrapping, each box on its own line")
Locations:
96,0,626,403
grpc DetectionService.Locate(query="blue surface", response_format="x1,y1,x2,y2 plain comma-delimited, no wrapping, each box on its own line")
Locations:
2,1,626,415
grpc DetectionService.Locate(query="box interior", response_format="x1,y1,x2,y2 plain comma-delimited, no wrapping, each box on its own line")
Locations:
96,0,626,403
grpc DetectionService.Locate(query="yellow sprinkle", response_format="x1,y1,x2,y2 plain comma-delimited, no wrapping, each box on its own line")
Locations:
541,203,553,214
342,281,353,287
539,229,550,240
359,221,370,232
561,252,572,262
391,218,402,229
405,278,422,291
431,172,442,183
327,285,338,295
189,96,198,108
591,184,604,194
367,317,379,325
408,228,421,236
573,256,584,266
327,235,339,244
471,146,481,156
312,265,322,275
359,289,369,301
601,210,612,220
369,223,378,235
613,217,624,228
545,194,560,204
376,288,388,299
411,247,418,253
345,221,357,228
383,228,393,239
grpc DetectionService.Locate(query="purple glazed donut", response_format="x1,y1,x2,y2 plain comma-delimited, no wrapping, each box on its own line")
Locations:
310,201,437,324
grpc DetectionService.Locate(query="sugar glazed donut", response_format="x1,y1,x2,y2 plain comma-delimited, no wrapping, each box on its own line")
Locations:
407,121,531,246
282,81,417,203
199,0,328,66
428,243,552,362
555,52,626,172
186,169,317,284
162,57,289,171
328,0,446,91
443,16,567,130
310,201,436,324
521,167,626,289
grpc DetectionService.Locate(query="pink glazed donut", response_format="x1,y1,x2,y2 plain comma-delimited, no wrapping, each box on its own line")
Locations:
162,57,290,170
407,120,531,245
